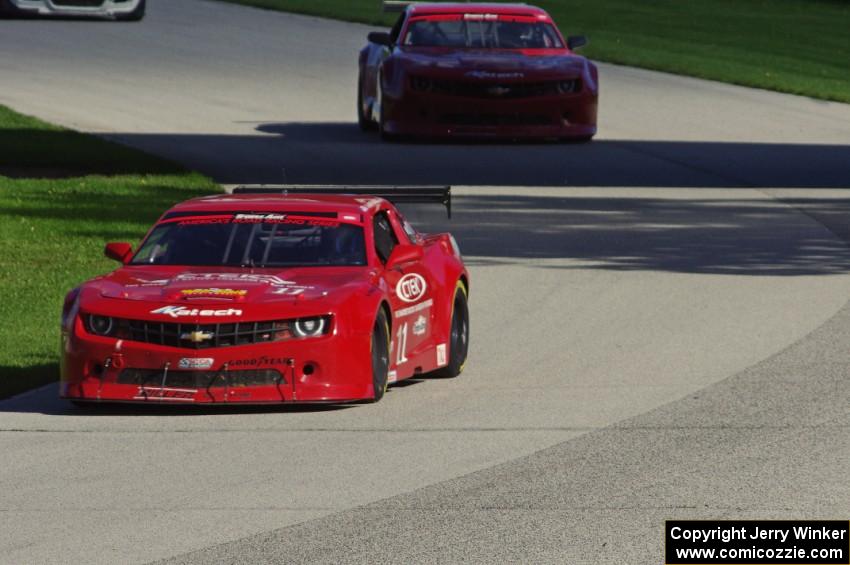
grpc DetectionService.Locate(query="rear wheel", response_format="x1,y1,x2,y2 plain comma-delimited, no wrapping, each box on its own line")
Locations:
434,282,469,378
115,0,145,21
370,308,391,402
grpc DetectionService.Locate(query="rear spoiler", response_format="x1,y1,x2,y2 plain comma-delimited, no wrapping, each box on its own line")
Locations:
231,185,452,218
383,1,478,12
383,1,412,12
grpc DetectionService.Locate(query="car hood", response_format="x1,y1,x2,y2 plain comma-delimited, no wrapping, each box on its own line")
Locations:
88,266,375,308
396,47,588,79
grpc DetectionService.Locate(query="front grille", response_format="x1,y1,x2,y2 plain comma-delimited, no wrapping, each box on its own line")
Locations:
126,319,290,350
52,0,105,6
411,76,581,99
438,113,556,126
118,368,286,388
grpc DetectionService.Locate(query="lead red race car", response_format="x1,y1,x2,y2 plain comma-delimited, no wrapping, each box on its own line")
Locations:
60,186,470,405
358,2,598,140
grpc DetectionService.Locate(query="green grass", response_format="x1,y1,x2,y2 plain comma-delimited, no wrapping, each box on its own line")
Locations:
218,0,850,104
0,105,219,400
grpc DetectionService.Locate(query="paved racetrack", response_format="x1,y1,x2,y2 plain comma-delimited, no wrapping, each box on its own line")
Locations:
1,1,850,563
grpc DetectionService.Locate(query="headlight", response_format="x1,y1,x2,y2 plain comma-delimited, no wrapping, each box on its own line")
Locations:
86,315,115,336
293,316,329,338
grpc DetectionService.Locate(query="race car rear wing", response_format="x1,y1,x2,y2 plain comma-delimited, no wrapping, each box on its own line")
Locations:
232,185,452,218
383,1,478,12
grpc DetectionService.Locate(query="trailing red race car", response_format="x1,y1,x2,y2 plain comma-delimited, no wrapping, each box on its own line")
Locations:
60,186,470,405
358,2,598,140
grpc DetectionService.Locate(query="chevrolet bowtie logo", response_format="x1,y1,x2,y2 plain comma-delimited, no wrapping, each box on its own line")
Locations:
487,86,512,96
181,330,215,343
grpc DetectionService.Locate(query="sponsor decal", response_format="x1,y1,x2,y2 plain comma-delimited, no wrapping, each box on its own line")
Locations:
178,358,214,370
396,273,427,303
180,330,215,343
388,370,397,384
151,306,242,318
436,343,447,367
227,356,289,367
134,387,197,401
465,70,525,80
234,213,288,223
395,298,433,319
413,315,427,336
181,288,247,297
179,216,231,226
463,12,498,21
173,214,340,227
176,273,294,286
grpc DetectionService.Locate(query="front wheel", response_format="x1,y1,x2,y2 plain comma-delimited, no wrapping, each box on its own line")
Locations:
357,74,377,132
434,282,469,378
370,308,391,402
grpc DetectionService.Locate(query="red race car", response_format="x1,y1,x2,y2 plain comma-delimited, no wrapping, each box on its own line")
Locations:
358,2,598,140
60,187,470,405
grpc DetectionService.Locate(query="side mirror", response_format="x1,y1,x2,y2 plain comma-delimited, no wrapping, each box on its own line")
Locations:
104,242,133,264
368,31,393,47
386,244,423,269
567,35,588,50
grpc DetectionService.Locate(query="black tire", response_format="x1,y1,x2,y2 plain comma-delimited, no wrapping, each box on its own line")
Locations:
370,308,391,402
115,0,145,21
434,282,470,378
357,75,377,132
0,0,20,16
376,74,399,142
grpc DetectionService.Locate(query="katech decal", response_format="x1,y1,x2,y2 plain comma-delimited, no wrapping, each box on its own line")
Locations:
178,358,214,370
396,273,427,303
181,288,247,297
413,315,427,336
151,306,242,318
134,387,197,401
395,298,433,318
227,356,289,367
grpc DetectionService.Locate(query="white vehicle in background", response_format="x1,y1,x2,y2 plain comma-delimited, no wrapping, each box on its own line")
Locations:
1,0,145,20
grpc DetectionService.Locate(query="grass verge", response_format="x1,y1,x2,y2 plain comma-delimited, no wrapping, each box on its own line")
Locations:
218,0,850,104
0,105,218,400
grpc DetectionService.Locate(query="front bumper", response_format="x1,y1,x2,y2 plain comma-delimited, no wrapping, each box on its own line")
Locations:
383,88,597,139
61,323,374,404
8,0,141,17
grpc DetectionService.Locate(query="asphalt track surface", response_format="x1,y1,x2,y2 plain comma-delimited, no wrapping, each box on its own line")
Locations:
1,1,850,563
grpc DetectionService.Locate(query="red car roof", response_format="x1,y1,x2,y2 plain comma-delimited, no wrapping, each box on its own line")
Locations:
168,193,381,217
408,3,549,17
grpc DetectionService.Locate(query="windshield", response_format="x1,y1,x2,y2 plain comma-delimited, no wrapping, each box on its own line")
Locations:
403,16,564,49
131,213,367,267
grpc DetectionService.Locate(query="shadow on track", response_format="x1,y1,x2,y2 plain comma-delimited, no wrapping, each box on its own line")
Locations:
399,192,850,276
98,121,850,188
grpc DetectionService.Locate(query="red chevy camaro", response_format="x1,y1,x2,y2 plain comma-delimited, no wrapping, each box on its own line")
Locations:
358,2,598,140
60,187,470,405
